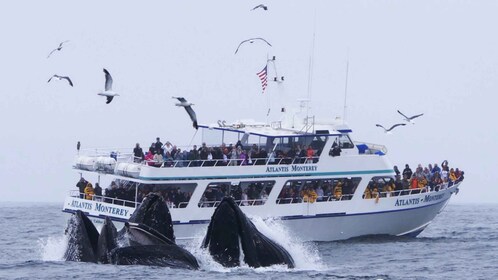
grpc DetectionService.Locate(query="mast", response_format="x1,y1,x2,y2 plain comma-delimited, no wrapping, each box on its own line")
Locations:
306,9,317,122
342,51,350,124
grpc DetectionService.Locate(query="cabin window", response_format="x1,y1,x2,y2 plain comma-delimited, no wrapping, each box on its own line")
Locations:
137,183,197,208
338,134,354,149
276,177,362,204
198,180,275,208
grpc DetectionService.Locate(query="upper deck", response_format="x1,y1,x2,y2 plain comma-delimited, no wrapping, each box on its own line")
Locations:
74,119,390,182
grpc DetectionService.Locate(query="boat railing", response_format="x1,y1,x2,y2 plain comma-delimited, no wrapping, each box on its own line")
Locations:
276,194,354,204
69,190,139,208
142,156,320,169
198,198,268,208
365,181,455,199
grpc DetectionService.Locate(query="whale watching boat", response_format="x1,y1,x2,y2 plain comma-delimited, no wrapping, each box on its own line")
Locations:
62,112,463,242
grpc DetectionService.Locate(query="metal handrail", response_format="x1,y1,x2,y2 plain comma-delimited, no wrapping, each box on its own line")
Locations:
69,190,138,208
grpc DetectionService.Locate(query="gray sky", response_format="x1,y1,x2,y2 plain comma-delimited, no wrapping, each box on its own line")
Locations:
0,1,496,204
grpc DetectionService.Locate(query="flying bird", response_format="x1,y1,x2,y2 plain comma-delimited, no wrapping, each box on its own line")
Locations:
47,40,70,58
398,110,424,124
251,4,268,11
234,38,272,54
97,68,119,104
173,97,198,129
376,123,406,134
47,74,73,87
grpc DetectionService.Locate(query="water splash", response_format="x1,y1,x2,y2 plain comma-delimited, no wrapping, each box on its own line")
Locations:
38,234,68,261
250,216,326,271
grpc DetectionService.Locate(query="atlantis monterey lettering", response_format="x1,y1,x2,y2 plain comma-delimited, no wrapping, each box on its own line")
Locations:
70,199,129,217
266,165,317,173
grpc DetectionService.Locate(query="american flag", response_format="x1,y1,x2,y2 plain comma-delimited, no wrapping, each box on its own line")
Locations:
256,65,268,93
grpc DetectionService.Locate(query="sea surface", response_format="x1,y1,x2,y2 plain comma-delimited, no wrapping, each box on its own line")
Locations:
0,203,497,280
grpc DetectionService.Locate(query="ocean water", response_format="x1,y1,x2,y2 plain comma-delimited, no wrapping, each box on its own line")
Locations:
0,203,497,280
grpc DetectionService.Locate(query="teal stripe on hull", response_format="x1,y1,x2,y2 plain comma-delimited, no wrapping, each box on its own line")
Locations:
138,169,394,181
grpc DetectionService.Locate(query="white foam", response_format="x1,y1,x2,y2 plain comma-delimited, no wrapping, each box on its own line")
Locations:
250,216,327,271
38,233,68,261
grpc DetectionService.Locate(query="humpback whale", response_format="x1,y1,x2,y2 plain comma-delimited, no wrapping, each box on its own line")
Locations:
202,197,295,268
64,193,199,269
64,210,100,262
64,194,293,270
96,217,118,263
127,192,175,242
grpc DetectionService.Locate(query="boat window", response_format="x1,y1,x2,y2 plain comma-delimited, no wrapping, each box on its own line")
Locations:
138,183,197,208
339,134,354,149
276,177,362,204
198,180,275,208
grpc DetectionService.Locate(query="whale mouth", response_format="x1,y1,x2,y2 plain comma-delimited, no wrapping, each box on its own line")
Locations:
202,196,295,268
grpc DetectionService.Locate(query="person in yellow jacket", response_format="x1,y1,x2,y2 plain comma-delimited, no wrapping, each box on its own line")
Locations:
334,181,343,200
84,182,95,200
449,168,457,182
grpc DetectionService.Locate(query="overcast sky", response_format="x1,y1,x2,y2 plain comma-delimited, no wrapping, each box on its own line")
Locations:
0,1,496,204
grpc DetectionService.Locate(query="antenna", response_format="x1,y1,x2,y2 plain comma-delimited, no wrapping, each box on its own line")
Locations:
342,50,350,124
306,9,317,119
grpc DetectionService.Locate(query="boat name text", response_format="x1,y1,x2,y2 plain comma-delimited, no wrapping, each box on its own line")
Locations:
394,193,445,207
266,165,317,173
69,200,130,217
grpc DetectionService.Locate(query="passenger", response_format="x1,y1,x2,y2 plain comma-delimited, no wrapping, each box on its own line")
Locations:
154,137,163,154
410,176,418,189
144,148,154,166
84,182,95,200
306,146,315,164
383,179,395,197
188,145,200,166
417,175,428,190
316,186,324,201
241,190,249,206
229,147,239,166
449,168,457,183
308,188,318,203
239,148,247,165
432,163,441,174
267,150,276,164
235,140,243,150
133,143,144,163
163,141,173,154
333,181,343,200
94,183,102,198
393,165,400,176
299,145,307,163
371,187,379,200
363,187,372,199
330,142,342,157
153,150,164,167
199,143,209,161
76,177,88,198
402,164,413,179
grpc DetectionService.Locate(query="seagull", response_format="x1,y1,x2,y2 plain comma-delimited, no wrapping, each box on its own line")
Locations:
173,97,198,129
251,4,268,11
398,110,424,124
47,40,70,58
97,68,119,104
47,74,73,87
234,38,272,54
376,123,406,134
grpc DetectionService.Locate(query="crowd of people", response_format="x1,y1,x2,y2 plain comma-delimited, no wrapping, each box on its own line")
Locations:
76,178,193,209
198,182,273,207
277,178,359,204
363,160,465,199
132,137,322,168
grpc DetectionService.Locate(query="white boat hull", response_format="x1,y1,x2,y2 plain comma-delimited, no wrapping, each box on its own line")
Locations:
62,183,459,242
